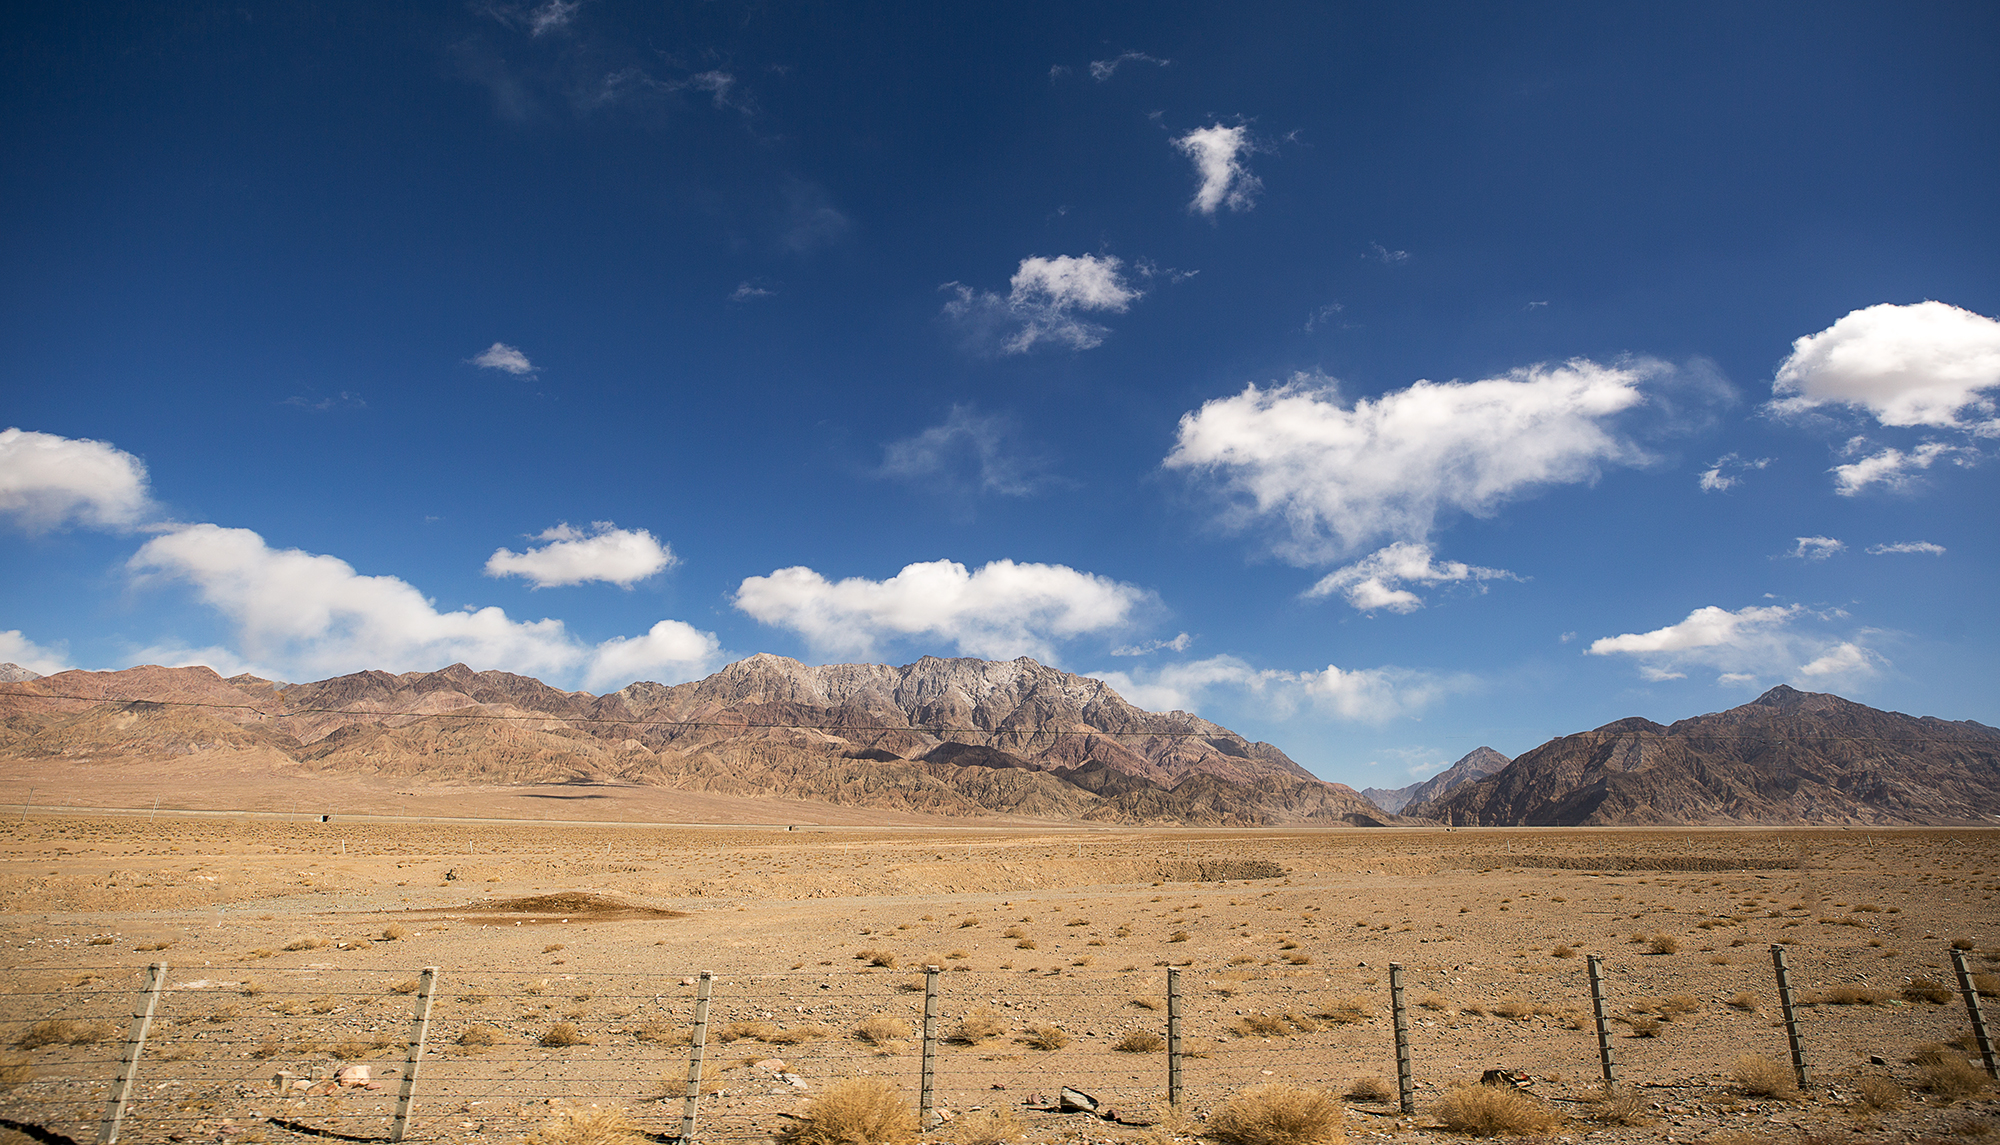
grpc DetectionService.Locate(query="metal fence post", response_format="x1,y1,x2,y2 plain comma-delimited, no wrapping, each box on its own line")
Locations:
1586,954,1617,1084
1770,945,1809,1089
680,972,714,1142
390,966,438,1142
98,962,166,1145
1951,947,1998,1078
920,966,940,1128
1166,967,1183,1106
1389,962,1414,1115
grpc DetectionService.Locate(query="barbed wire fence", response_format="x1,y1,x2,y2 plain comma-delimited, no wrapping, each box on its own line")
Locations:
1,946,1993,1145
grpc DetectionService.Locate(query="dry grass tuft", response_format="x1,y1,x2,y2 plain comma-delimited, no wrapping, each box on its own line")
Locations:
947,1108,1023,1145
1851,1076,1903,1111
17,1020,113,1049
1432,1085,1558,1136
953,1007,1006,1044
381,924,406,941
389,978,419,995
1731,1055,1798,1099
1646,935,1681,955
1345,1076,1394,1103
1552,945,1578,959
540,1022,587,1048
718,1021,779,1044
456,1025,500,1052
781,1076,916,1145
1588,1086,1652,1126
1020,1024,1069,1050
1317,997,1372,1024
0,1056,33,1089
1913,1046,1988,1100
1234,1013,1293,1038
854,949,898,968
853,1016,910,1047
1819,986,1887,1006
282,936,328,952
524,1106,646,1145
1114,1030,1166,1053
1131,996,1165,1011
1902,978,1954,1004
1973,973,1999,998
1209,1084,1346,1145
1726,992,1759,1012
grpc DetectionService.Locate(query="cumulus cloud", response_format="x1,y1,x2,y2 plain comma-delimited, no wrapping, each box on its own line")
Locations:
1770,301,2000,431
1086,654,1460,724
1698,452,1771,492
1165,361,1653,564
942,254,1140,353
1304,542,1514,613
130,523,719,688
1089,51,1169,81
734,558,1151,662
0,427,154,533
1867,540,1945,555
1587,603,1878,688
1173,124,1260,215
1830,439,1967,495
1786,536,1844,561
0,630,69,676
470,343,537,375
485,522,678,588
879,406,1051,500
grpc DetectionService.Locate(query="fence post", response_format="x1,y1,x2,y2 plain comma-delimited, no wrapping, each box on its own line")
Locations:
1770,945,1809,1090
1166,968,1183,1106
1951,947,1998,1078
1585,954,1617,1084
390,966,438,1142
98,962,166,1145
679,971,714,1142
920,966,940,1128
1389,963,1414,1115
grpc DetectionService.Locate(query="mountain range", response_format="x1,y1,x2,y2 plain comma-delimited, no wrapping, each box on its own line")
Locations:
1362,746,1510,813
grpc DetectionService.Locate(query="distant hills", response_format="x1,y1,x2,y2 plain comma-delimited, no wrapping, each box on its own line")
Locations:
4,661,1996,826
0,654,1405,827
1409,685,2000,826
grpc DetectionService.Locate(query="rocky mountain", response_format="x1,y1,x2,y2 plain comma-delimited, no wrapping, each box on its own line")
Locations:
0,663,42,683
1410,685,2000,826
0,654,1406,827
1362,746,1510,812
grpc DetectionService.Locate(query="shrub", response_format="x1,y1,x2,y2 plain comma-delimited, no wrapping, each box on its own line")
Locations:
947,1108,1022,1145
767,1025,831,1045
1318,997,1371,1024
1646,935,1680,955
282,936,327,952
1131,997,1165,1011
1015,938,1038,950
1951,937,1975,951
457,1025,500,1051
1851,1076,1903,1111
1432,1085,1558,1136
1589,1086,1651,1126
1114,1030,1165,1053
630,1022,690,1046
1066,917,1089,927
542,943,565,954
1732,1055,1798,1099
854,949,898,968
17,1020,112,1049
1345,1076,1393,1102
525,1106,646,1145
389,978,419,995
1971,973,1998,998
1001,926,1027,940
853,1016,910,1047
1492,1001,1538,1021
1168,930,1190,943
953,1007,1005,1044
1902,978,1953,1004
1020,1024,1068,1050
718,1021,779,1044
381,924,406,941
1209,1084,1345,1145
782,1077,916,1145
540,1022,586,1047
1234,1013,1292,1037
1625,1017,1661,1038
957,916,979,928
1659,994,1700,1016
1552,945,1578,959
1914,1046,1988,1100
1416,994,1449,1012
1726,992,1759,1012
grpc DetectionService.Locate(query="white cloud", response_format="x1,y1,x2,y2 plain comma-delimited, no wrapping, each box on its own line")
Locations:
129,523,719,688
1365,242,1409,265
485,521,677,588
1587,603,1878,688
528,0,577,35
879,406,1050,499
0,630,69,676
733,558,1151,662
941,254,1140,353
470,342,537,375
1304,542,1514,613
1786,536,1844,561
1867,540,1945,556
0,427,154,533
1173,124,1260,215
730,281,774,301
1088,51,1169,81
1086,654,1459,724
1165,361,1652,563
1698,452,1772,492
1110,633,1192,657
1830,439,1966,495
1770,301,2000,430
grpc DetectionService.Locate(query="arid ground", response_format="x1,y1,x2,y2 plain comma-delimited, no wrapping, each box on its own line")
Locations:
0,806,1994,1145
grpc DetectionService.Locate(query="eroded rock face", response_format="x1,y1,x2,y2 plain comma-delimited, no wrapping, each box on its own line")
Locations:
1363,745,1510,812
0,654,1405,826
1412,685,2000,826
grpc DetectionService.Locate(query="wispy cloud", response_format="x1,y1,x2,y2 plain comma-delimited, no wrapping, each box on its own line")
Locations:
1697,452,1772,491
284,390,367,413
1172,124,1260,216
730,281,775,301
879,406,1053,502
942,254,1141,353
1304,542,1515,613
0,427,155,534
1109,633,1192,657
1303,302,1344,332
1830,438,1969,495
1364,242,1410,265
485,521,678,588
1785,536,1844,561
1867,540,1945,556
470,342,537,375
1089,51,1170,81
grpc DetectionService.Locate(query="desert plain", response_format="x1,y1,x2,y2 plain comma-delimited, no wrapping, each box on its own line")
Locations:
0,801,1994,1145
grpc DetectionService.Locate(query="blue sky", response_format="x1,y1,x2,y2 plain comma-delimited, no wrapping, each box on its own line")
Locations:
4,2,1997,789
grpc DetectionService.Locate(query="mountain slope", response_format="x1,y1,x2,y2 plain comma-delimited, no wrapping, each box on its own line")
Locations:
1412,685,2000,826
1362,746,1510,812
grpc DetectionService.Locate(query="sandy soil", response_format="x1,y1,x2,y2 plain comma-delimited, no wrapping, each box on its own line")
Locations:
0,809,1994,1145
